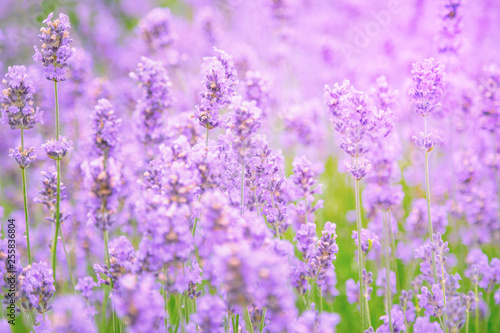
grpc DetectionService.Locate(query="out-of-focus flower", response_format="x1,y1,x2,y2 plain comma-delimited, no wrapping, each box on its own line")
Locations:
42,136,73,160
139,7,176,51
9,146,36,169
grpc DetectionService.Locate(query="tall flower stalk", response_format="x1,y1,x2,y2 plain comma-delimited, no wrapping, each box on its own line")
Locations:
325,80,377,331
34,11,74,282
1,65,43,265
409,58,445,284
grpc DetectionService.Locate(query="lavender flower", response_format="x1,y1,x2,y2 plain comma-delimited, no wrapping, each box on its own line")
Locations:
412,132,442,152
376,306,405,333
324,80,376,179
90,98,121,156
41,136,73,160
18,262,55,314
139,7,176,51
309,222,339,288
9,146,36,169
75,276,98,300
51,295,96,332
82,156,121,231
113,274,164,332
418,284,445,317
295,309,341,333
34,170,69,223
376,268,397,297
438,0,462,54
413,316,443,333
130,56,173,143
195,48,238,129
33,13,74,82
94,236,136,287
1,65,43,129
408,58,445,117
188,295,226,333
245,70,271,111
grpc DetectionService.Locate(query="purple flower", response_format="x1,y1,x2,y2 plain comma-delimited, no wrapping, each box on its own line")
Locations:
52,295,96,332
9,146,36,169
413,316,443,333
188,295,226,333
445,296,466,332
1,65,43,129
90,98,121,156
139,7,176,51
245,71,271,111
438,0,462,54
324,80,377,179
346,278,360,304
41,136,73,160
309,222,339,288
412,132,442,152
33,12,74,82
376,306,405,333
408,58,445,117
295,223,317,260
376,268,397,297
94,236,136,287
195,48,238,129
227,98,261,164
352,228,381,259
18,262,55,314
130,56,173,143
113,274,164,333
82,156,121,231
295,309,341,333
34,170,70,223
75,276,98,299
418,284,445,317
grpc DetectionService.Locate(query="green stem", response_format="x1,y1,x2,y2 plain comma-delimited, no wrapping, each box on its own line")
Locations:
243,306,255,333
425,151,438,284
259,308,266,333
355,179,366,330
163,269,168,332
465,310,470,333
383,212,393,333
51,159,61,282
305,277,318,309
55,81,59,138
59,227,74,289
387,213,400,296
206,126,209,146
20,129,32,265
475,283,479,333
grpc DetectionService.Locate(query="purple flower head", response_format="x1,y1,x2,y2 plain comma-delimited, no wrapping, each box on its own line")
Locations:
406,198,448,237
33,13,74,81
362,269,374,300
438,0,463,54
412,132,442,152
75,276,98,300
309,222,338,287
445,296,466,332
413,316,443,333
42,136,73,160
478,64,500,133
418,284,445,317
9,146,36,169
90,98,121,156
34,170,70,224
295,309,340,333
94,236,136,287
376,268,397,297
52,295,96,333
352,228,380,258
82,156,121,231
227,98,261,164
245,70,271,111
139,7,176,51
371,75,398,112
113,274,164,333
376,306,406,333
130,56,173,143
188,295,226,333
345,160,371,180
1,65,43,129
295,222,317,260
195,48,238,129
346,278,360,304
18,262,55,314
408,58,445,117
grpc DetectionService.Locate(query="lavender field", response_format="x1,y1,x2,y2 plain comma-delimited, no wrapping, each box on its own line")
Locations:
1,0,500,332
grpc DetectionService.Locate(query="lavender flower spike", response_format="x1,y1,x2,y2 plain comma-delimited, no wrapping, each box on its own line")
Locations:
9,147,36,169
41,136,74,160
33,12,74,82
408,58,445,117
1,65,43,129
